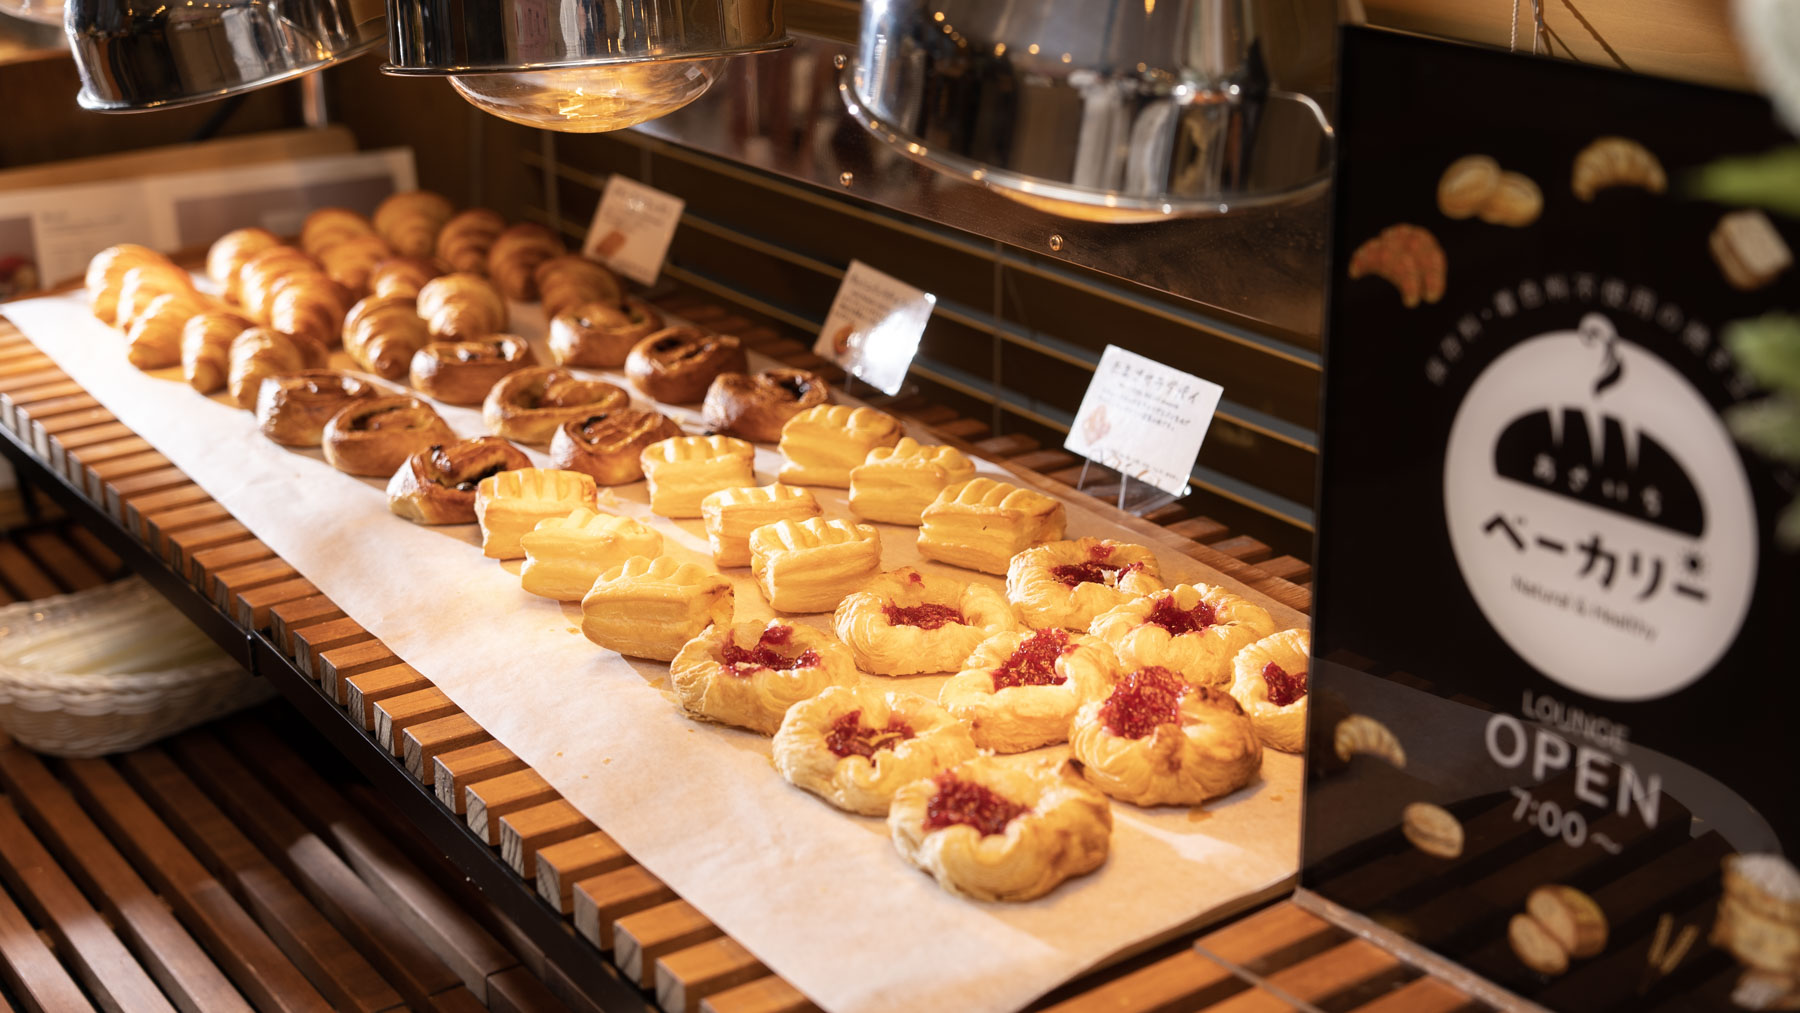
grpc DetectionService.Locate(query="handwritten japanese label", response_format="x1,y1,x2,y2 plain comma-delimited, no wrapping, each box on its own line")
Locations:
813,260,935,395
584,175,684,286
1064,345,1223,497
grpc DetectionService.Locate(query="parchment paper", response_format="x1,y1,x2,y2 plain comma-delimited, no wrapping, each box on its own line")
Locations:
4,288,1304,1013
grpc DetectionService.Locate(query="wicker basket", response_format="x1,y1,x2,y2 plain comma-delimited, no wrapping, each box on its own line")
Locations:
0,579,272,757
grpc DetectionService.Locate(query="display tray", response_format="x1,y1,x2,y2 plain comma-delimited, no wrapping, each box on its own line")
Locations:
0,291,1472,1013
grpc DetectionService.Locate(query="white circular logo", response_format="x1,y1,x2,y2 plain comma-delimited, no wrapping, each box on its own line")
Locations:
1444,313,1758,701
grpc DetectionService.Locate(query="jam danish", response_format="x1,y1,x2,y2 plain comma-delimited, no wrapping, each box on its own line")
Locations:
1228,628,1310,753
669,620,857,734
832,567,1020,676
773,686,977,815
1089,583,1275,687
1069,667,1263,806
938,628,1119,752
1006,537,1164,630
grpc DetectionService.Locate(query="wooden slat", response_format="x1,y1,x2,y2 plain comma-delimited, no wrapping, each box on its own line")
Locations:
188,540,277,593
320,641,401,707
58,435,151,491
87,451,177,502
269,596,346,657
933,418,990,440
434,741,525,814
1255,556,1312,584
0,541,60,600
1203,940,1407,1012
700,976,819,1013
424,987,487,1012
50,420,136,475
1197,903,1338,973
0,847,95,1013
614,901,723,989
345,664,429,730
18,530,105,590
372,687,456,755
164,520,253,573
1344,977,1475,1013
64,524,124,575
123,484,212,540
1204,536,1272,565
498,801,594,880
30,406,118,461
971,433,1039,459
573,866,676,952
1040,950,1240,1013
291,617,373,682
466,769,557,848
657,937,769,1013
1166,516,1231,544
235,577,317,630
210,558,297,615
103,465,191,519
535,832,631,915
402,713,487,785
145,502,233,558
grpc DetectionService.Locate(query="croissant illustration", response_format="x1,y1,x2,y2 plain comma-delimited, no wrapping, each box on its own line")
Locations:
1348,224,1446,308
1333,714,1406,768
1572,137,1666,202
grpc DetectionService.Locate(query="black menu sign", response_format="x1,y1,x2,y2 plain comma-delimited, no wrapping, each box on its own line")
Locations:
1309,27,1800,1011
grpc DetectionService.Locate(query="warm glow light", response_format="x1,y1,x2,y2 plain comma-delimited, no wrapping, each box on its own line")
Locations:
450,60,721,132
1027,43,1039,55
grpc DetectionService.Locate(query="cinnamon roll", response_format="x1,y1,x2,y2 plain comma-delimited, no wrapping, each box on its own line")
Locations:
547,298,662,368
435,209,505,275
343,296,430,381
416,273,507,340
624,328,747,404
386,436,532,525
702,369,831,443
409,336,536,405
548,408,684,485
321,396,457,477
486,223,564,300
481,367,630,444
255,369,384,447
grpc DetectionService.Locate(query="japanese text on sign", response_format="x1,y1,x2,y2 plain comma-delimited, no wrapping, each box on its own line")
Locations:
813,260,936,396
1064,345,1223,497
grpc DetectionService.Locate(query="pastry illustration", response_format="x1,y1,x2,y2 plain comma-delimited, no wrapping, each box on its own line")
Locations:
1437,155,1503,218
773,686,977,815
594,228,628,259
1572,136,1667,201
830,322,855,358
1715,852,1800,1004
1227,628,1309,753
1711,210,1794,291
1508,884,1609,976
1400,802,1463,859
1081,402,1112,445
1509,913,1571,976
1479,172,1544,227
1347,224,1447,308
1332,714,1406,768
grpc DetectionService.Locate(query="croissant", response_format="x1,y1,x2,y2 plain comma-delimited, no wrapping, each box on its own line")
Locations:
416,272,507,339
113,264,198,330
126,291,211,369
315,234,393,298
206,228,281,299
182,311,252,394
1347,223,1446,309
436,208,506,274
267,274,349,349
299,207,375,258
373,191,455,260
87,244,169,323
227,327,327,409
369,257,443,300
535,255,623,320
343,296,431,380
486,223,564,300
1571,137,1666,202
236,246,319,323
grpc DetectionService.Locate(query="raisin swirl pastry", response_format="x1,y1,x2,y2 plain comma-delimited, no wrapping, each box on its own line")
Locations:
832,567,1020,676
669,620,858,734
435,208,506,275
1228,628,1310,753
535,255,622,321
486,223,564,300
1069,667,1263,806
939,628,1119,752
702,369,831,444
1089,583,1275,687
548,298,663,368
321,396,457,477
1006,538,1164,631
773,686,978,816
625,328,747,403
386,437,531,525
410,336,537,405
416,273,507,341
255,369,384,447
888,756,1111,902
482,367,630,444
548,408,683,485
343,296,430,381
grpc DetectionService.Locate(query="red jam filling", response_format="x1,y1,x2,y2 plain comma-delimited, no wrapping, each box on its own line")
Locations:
882,602,964,630
923,774,1028,836
824,709,915,759
1100,666,1187,739
1144,595,1217,635
1050,543,1143,588
990,629,1074,691
1262,662,1309,707
719,625,818,677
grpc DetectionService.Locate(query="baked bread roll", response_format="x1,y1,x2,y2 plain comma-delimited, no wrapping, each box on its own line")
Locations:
625,328,747,403
227,327,327,409
1090,584,1276,687
321,396,456,477
1006,538,1164,630
640,435,756,518
386,436,531,525
486,223,564,300
702,369,831,443
1070,667,1261,806
181,311,253,394
435,208,506,274
919,477,1066,575
87,244,178,324
700,484,821,567
299,207,375,258
548,298,662,368
343,296,430,381
125,291,211,369
534,255,622,320
206,228,280,297
749,517,881,614
833,567,1020,675
670,620,857,734
236,246,319,323
778,405,900,487
114,264,198,330
368,257,443,300
888,756,1111,902
519,508,663,600
473,467,598,559
774,686,978,815
373,191,455,259
255,369,384,447
267,273,349,349
848,438,976,526
315,233,392,299
481,367,630,444
1228,628,1309,753
939,628,1119,752
410,336,536,406
580,556,733,661
548,409,684,485
416,273,508,341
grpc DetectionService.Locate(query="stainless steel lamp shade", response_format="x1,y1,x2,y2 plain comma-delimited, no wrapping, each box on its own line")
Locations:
843,0,1334,221
66,0,387,111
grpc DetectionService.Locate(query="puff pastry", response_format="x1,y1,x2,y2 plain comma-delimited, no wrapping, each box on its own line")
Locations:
436,208,506,274
702,369,832,443
1006,537,1163,630
181,311,252,394
848,438,977,526
1228,628,1309,753
548,298,663,368
549,409,684,486
773,686,977,815
205,228,280,295
918,477,1066,574
373,191,454,259
321,396,456,477
777,405,901,487
1090,583,1275,687
670,621,858,734
938,628,1118,752
410,336,537,405
519,508,663,601
227,327,328,409
266,272,350,349
625,328,748,403
315,233,392,299
235,247,319,324
640,435,757,518
581,556,733,662
114,264,199,330
473,467,599,559
749,517,882,614
534,255,622,321
87,244,182,324
832,567,1020,675
888,755,1111,902
368,257,443,300
416,273,508,341
700,484,822,567
299,207,375,257
482,367,629,444
1069,667,1262,806
487,223,564,301
343,295,430,381
125,291,211,369
386,436,532,525
255,369,383,447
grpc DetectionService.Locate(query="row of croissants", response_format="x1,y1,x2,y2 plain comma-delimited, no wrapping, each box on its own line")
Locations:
82,191,672,408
